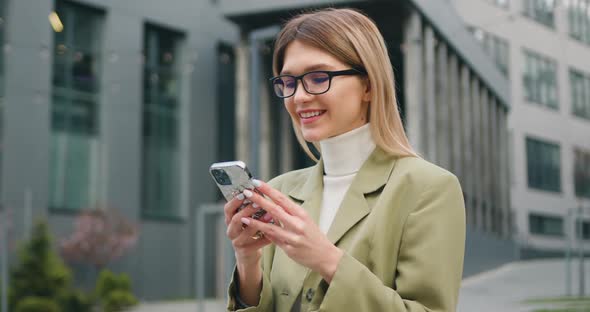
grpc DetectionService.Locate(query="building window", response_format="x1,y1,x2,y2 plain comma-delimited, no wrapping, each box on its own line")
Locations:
526,137,561,192
468,26,510,77
574,148,590,199
141,24,184,219
523,0,556,28
50,1,103,211
576,220,590,240
568,0,590,45
529,214,563,237
523,50,558,109
488,0,510,9
570,68,590,119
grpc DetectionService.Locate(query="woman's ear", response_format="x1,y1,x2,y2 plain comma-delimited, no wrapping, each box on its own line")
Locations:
362,78,371,102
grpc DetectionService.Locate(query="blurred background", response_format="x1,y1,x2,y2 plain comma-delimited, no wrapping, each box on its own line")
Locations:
0,0,589,311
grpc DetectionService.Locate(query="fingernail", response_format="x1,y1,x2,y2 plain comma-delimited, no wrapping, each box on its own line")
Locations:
241,217,251,225
243,189,253,198
252,203,259,209
262,214,272,222
252,179,262,187
236,193,245,200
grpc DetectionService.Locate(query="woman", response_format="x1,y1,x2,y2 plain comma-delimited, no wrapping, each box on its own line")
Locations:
224,8,465,312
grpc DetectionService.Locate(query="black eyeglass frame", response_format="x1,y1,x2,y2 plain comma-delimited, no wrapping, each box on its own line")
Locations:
269,68,367,99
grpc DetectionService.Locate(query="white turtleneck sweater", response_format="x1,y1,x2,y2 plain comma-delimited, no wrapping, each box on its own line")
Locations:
318,123,376,233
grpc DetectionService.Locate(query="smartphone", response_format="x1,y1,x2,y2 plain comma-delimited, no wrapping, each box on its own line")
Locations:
209,161,267,220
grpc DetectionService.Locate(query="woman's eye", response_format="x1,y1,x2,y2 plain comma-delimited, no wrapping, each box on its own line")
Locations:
311,76,329,84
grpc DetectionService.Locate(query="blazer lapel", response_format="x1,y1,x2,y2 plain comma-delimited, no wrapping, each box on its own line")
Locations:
326,147,398,245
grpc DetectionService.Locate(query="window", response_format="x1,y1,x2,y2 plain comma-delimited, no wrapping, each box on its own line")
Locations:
529,214,563,236
488,0,509,9
526,137,561,192
50,1,103,211
468,26,510,77
523,0,556,28
574,148,590,199
570,69,590,119
568,0,590,45
141,24,184,219
523,50,558,109
576,220,590,240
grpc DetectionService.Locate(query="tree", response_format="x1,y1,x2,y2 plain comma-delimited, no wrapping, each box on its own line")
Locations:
60,209,139,270
9,221,71,310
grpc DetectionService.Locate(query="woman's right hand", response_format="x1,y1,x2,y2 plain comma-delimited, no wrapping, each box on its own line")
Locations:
225,194,273,306
224,194,272,267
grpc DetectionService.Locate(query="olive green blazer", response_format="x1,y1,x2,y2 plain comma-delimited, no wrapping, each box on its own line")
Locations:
227,147,466,312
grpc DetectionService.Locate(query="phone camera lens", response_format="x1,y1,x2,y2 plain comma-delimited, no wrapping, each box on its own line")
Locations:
212,169,232,186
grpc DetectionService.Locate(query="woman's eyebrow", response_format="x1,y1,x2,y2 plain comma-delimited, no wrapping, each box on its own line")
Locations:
281,63,336,75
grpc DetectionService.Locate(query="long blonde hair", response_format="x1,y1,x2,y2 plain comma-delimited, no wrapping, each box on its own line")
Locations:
272,8,418,161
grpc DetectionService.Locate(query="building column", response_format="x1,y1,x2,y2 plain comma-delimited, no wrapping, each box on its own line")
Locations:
490,98,499,235
435,43,450,169
480,89,491,232
460,66,473,225
403,11,424,155
499,106,511,237
423,26,437,162
449,53,462,180
471,78,482,230
235,35,250,163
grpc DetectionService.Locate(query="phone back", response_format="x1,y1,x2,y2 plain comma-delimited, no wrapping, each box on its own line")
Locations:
209,161,256,202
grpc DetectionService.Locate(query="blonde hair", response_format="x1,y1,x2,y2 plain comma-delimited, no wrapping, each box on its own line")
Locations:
272,8,418,161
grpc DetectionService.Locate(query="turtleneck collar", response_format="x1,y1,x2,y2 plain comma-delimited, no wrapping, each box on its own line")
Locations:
319,123,376,176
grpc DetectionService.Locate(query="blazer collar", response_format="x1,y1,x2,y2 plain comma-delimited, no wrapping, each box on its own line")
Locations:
288,147,398,244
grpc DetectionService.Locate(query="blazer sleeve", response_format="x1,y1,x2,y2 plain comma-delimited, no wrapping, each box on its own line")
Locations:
226,244,275,311
315,173,466,312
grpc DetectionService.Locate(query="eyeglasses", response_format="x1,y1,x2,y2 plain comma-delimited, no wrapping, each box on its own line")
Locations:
269,68,367,99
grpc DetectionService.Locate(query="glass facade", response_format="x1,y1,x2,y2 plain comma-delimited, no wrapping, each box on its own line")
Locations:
568,0,590,45
529,213,563,236
570,68,590,119
141,24,184,218
50,1,103,211
523,0,556,28
526,137,561,192
523,50,558,109
574,148,590,199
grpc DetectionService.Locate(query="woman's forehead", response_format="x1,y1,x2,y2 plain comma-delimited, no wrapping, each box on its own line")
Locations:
281,40,347,74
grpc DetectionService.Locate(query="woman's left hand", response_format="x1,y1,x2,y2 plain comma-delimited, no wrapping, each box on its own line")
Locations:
241,179,343,284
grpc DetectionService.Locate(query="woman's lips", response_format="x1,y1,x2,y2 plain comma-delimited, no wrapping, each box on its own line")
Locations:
299,110,326,125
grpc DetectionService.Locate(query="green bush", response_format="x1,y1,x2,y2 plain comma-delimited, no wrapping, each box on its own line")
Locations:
103,290,138,312
96,270,131,299
58,289,94,312
15,296,60,312
10,221,72,311
96,270,137,312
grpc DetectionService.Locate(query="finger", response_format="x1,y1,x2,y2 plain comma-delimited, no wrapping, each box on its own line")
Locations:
251,180,305,218
241,217,298,247
233,224,272,249
227,204,261,239
224,194,246,225
243,190,297,230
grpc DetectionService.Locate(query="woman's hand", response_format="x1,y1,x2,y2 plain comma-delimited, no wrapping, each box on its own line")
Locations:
224,195,272,266
224,194,274,306
240,180,344,283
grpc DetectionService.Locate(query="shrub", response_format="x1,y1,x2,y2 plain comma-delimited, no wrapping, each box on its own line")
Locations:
10,221,72,310
103,290,138,312
15,296,60,312
96,270,137,312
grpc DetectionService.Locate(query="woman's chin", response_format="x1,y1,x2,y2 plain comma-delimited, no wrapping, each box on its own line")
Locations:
301,130,325,143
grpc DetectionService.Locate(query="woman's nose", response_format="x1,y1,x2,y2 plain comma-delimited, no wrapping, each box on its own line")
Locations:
293,80,312,103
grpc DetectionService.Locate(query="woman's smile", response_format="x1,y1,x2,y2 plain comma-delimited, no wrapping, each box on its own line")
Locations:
298,109,327,124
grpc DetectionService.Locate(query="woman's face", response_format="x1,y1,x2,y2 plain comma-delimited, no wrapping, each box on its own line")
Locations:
281,40,370,142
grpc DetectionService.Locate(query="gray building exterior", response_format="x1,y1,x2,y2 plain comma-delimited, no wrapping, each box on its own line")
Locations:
1,0,516,301
452,0,590,257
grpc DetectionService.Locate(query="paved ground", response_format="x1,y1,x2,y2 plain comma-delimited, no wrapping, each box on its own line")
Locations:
458,259,590,312
131,259,590,312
